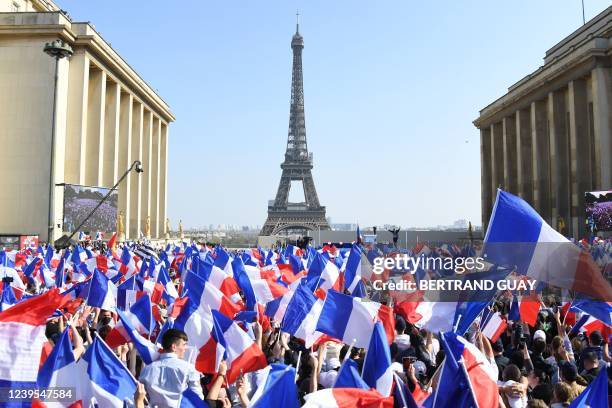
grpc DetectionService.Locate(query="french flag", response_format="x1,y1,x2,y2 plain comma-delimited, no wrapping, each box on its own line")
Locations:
115,309,159,364
206,265,241,303
236,265,288,306
480,311,507,343
303,388,393,408
249,364,299,408
210,309,267,384
172,298,224,375
36,328,81,408
105,294,154,347
213,246,234,277
75,336,137,407
70,246,88,265
156,265,180,303
484,189,612,300
115,246,138,278
0,283,17,311
305,253,341,294
0,289,68,391
315,290,388,348
569,299,612,327
428,332,498,408
184,270,242,318
342,245,366,297
265,279,302,323
508,295,540,327
281,283,324,348
86,269,117,310
362,321,393,397
116,275,145,311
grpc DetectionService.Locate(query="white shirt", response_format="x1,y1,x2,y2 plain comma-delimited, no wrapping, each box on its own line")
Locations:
139,352,203,408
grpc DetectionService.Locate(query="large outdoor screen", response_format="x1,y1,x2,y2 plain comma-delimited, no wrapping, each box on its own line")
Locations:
62,184,118,235
585,190,612,232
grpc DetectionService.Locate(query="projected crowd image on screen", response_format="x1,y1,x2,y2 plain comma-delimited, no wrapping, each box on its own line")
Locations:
585,190,612,232
63,184,118,235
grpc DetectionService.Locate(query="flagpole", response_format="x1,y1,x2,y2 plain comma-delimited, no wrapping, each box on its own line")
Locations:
294,350,302,382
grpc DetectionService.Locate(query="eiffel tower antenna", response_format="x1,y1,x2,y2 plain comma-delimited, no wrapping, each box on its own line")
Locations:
260,18,330,237
296,9,300,32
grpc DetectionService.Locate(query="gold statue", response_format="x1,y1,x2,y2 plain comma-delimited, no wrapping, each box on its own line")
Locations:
165,218,171,239
144,215,151,239
117,210,125,241
178,219,184,239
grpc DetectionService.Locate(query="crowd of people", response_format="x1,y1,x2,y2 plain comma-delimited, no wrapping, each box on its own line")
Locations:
1,236,611,407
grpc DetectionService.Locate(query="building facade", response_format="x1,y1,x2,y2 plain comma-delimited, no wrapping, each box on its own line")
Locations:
474,7,612,238
0,0,174,242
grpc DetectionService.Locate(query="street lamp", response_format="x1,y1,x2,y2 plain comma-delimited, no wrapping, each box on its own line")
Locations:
44,39,73,244
54,160,144,250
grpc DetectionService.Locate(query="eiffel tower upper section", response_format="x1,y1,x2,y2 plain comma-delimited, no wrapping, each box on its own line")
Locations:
260,18,330,236
284,19,310,166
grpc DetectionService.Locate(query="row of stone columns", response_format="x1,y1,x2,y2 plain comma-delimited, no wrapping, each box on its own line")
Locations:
481,66,612,238
64,51,168,240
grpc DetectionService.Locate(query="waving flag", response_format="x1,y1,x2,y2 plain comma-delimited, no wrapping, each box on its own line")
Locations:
484,189,612,300
117,275,145,311
249,364,299,408
428,332,498,408
106,294,154,347
303,388,393,408
213,246,234,277
570,299,612,327
184,271,241,318
156,265,180,302
316,290,383,348
86,269,117,309
115,309,159,365
362,322,393,397
0,289,67,390
305,253,340,293
342,245,366,298
210,310,266,384
0,282,17,311
171,298,225,375
265,279,301,323
75,336,137,407
36,328,80,407
480,311,507,343
568,364,608,408
507,295,540,327
281,283,324,347
116,246,138,278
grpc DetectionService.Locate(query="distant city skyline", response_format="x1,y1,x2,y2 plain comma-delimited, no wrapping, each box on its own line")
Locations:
56,1,611,229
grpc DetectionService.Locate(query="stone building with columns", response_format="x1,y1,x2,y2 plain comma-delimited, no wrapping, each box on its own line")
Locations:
0,0,174,242
474,6,612,238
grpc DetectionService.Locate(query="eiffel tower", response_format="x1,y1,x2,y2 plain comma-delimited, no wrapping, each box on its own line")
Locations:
260,17,330,236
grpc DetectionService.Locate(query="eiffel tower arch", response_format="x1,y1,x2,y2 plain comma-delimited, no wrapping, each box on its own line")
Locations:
260,18,330,237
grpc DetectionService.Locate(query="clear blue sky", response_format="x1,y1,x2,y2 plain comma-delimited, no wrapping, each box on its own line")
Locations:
57,0,610,229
